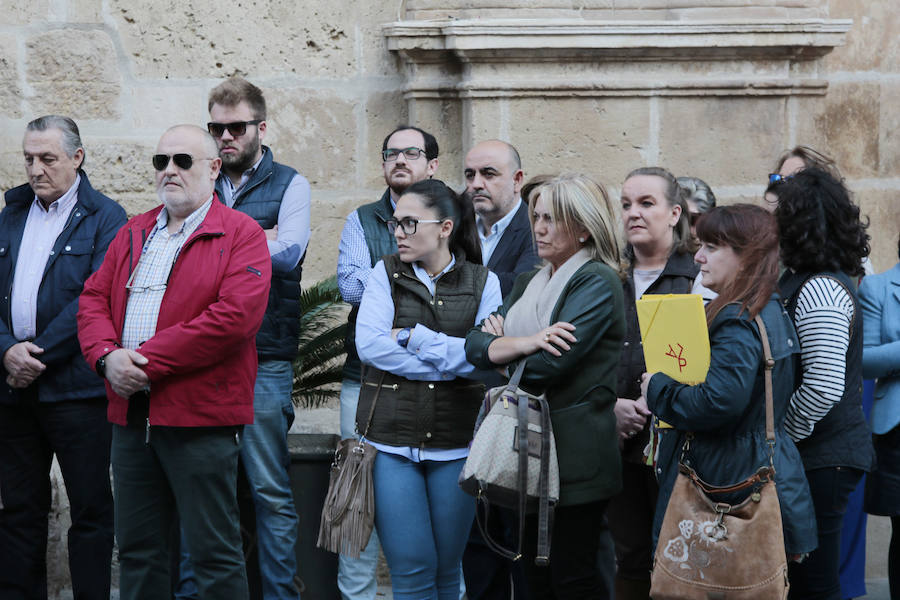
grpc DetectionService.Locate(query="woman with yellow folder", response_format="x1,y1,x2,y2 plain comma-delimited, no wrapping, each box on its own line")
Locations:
640,204,817,559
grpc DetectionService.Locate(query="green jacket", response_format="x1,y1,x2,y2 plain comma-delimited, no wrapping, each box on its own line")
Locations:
465,260,626,506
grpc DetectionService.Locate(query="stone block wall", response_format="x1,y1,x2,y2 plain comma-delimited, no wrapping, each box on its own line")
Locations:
0,0,896,596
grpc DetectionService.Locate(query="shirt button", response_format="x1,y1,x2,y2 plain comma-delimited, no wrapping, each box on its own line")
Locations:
428,383,435,389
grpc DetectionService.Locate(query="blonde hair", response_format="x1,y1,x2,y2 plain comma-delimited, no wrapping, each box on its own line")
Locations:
526,173,622,274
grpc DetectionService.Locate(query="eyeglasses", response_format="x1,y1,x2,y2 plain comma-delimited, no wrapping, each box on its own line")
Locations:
125,265,168,294
767,173,794,185
382,147,426,162
207,120,263,138
152,154,215,171
386,217,443,235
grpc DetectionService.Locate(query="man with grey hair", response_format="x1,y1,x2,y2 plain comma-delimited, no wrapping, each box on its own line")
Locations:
78,124,272,599
0,115,126,598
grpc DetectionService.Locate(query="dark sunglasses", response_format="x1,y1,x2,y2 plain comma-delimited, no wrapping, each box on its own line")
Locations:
152,153,213,171
207,120,263,138
767,173,794,185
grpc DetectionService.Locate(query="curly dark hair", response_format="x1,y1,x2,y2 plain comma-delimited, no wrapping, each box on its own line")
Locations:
774,168,869,278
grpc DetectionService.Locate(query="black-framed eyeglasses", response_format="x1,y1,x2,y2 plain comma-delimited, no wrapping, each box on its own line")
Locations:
152,154,215,171
386,217,443,235
382,147,426,162
207,120,263,138
768,173,794,185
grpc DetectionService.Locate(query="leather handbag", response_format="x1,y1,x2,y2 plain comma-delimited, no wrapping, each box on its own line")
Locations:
316,371,383,558
459,361,560,566
650,315,789,600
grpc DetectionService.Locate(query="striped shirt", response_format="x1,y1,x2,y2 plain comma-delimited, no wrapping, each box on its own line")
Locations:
121,199,212,350
784,276,855,442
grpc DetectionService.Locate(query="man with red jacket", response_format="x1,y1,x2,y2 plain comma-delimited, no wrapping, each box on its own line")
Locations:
78,124,272,599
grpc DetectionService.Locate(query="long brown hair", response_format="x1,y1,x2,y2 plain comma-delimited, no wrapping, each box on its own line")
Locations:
696,204,779,324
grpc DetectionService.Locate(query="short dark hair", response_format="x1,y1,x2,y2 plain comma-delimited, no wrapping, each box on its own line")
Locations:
775,168,869,278
26,115,84,165
208,77,267,120
382,126,439,161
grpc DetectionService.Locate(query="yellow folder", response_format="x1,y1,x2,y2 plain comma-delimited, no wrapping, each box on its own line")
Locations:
636,293,710,385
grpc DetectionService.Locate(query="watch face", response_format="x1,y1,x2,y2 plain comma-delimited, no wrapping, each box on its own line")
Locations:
398,328,410,346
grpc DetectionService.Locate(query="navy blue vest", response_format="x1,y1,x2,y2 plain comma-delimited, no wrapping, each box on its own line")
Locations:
215,147,301,360
780,270,875,472
341,189,397,382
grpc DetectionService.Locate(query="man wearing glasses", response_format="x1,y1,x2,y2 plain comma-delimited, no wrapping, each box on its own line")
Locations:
78,124,272,599
171,76,310,600
0,115,125,599
335,125,439,600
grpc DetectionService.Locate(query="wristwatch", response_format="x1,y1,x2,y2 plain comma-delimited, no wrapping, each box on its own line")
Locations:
95,354,109,379
397,327,412,348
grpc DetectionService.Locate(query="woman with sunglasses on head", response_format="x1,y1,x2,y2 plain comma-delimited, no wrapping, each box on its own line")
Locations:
607,166,708,600
774,168,875,600
354,178,502,600
465,173,625,598
640,204,817,567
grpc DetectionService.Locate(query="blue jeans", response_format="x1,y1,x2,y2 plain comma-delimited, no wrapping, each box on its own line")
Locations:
374,452,475,600
178,360,298,600
0,397,114,600
337,379,380,600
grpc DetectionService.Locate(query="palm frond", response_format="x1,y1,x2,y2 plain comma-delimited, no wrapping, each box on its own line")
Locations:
292,276,350,408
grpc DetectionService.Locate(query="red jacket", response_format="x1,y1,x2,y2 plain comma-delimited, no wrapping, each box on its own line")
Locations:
77,197,272,427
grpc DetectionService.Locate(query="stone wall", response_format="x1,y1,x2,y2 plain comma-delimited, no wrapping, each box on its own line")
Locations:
0,0,896,596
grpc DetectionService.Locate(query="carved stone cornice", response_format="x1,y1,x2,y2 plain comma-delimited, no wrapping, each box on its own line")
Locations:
384,19,852,98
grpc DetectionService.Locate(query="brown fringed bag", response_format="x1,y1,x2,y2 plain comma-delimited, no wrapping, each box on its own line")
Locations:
316,372,383,558
649,315,789,600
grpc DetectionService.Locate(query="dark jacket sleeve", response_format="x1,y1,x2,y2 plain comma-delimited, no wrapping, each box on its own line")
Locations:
34,201,127,367
494,238,539,297
465,270,532,370
647,309,762,432
466,267,618,393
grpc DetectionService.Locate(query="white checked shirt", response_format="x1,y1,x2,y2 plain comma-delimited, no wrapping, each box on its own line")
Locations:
121,198,213,350
10,175,81,340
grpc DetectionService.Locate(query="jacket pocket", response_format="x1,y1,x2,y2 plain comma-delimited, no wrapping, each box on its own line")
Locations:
551,401,607,484
56,238,95,290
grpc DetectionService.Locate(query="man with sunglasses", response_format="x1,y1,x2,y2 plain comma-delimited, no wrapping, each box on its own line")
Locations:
78,124,272,600
168,77,311,600
335,125,439,600
0,115,125,599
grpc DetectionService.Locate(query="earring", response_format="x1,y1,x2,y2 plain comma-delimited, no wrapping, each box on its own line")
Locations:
578,237,586,243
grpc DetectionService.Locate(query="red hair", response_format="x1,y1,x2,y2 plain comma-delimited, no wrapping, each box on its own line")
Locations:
695,204,779,324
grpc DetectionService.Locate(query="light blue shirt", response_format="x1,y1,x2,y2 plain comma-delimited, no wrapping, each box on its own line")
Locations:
336,196,395,306
355,256,502,462
219,149,311,274
476,199,522,266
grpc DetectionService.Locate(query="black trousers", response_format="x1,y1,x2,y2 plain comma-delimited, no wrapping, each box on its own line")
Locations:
0,397,114,600
522,499,610,600
788,466,863,600
606,461,658,582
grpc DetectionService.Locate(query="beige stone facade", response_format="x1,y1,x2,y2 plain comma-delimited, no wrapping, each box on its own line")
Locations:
0,0,896,596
